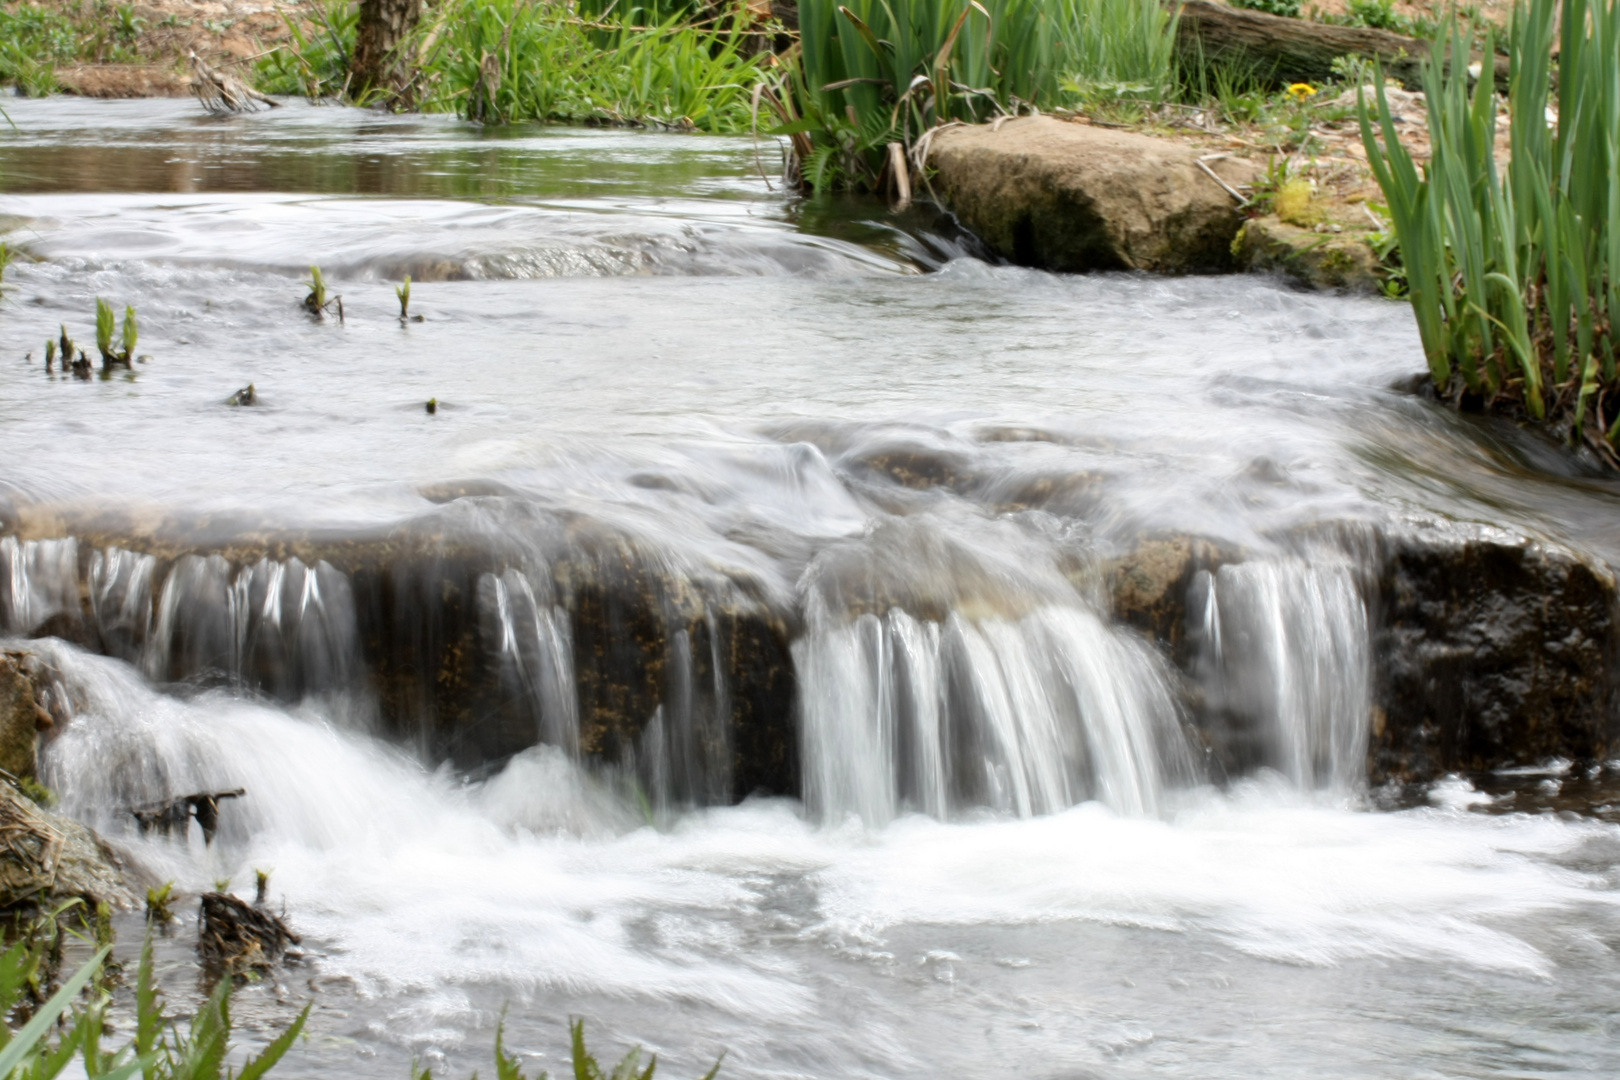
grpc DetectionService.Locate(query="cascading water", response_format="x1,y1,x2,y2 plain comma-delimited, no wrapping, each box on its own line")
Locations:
796,603,1194,825
1189,554,1372,792
480,567,580,757
1,535,81,635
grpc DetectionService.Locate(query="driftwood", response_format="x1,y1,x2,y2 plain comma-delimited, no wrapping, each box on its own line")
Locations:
1174,1,1511,92
130,789,243,845
188,52,281,114
198,891,300,974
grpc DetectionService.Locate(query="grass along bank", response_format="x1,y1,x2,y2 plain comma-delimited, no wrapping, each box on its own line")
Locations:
1360,0,1618,462
0,0,311,97
254,0,779,129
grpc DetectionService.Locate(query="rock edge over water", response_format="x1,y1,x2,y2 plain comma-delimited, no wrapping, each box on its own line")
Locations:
7,510,1617,797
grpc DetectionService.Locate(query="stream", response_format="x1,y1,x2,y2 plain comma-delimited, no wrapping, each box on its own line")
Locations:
3,97,1620,1079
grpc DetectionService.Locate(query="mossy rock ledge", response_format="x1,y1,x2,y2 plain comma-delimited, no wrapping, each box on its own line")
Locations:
1234,215,1384,294
925,116,1260,274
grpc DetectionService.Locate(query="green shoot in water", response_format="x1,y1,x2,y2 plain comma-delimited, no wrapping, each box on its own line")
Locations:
396,275,411,319
95,297,115,361
304,265,343,321
304,265,327,312
93,298,141,369
121,305,139,358
146,880,176,925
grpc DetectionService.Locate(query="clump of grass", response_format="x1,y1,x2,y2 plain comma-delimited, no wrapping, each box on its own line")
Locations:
768,0,1177,189
146,881,176,925
256,0,359,100
0,4,76,95
0,928,310,1080
1231,0,1303,15
413,1016,722,1080
408,0,771,129
1360,0,1619,459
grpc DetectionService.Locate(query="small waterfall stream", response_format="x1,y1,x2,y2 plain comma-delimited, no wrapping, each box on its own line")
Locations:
4,526,1375,822
4,99,1617,1080
796,604,1194,824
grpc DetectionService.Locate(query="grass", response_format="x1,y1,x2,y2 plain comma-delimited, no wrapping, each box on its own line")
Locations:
763,0,1177,188
1359,0,1619,458
256,0,773,130
0,925,721,1080
254,0,358,101
408,0,771,129
0,925,307,1080
0,0,162,94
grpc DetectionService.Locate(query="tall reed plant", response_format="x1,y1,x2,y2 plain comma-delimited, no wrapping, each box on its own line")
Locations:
1359,0,1619,453
772,0,1175,187
410,0,769,130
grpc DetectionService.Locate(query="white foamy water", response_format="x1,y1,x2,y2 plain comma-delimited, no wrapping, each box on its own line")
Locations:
24,639,1620,1079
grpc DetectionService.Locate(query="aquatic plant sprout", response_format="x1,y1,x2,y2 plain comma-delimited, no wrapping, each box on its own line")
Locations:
1359,0,1619,455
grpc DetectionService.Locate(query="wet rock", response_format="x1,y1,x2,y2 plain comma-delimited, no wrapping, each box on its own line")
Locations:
1234,215,1384,294
0,776,135,911
0,650,48,780
3,508,801,803
1368,523,1620,782
925,116,1260,274
1101,536,1237,665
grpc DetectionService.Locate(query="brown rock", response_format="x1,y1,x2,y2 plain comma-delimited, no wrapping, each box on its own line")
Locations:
925,116,1260,274
0,651,44,782
1103,536,1236,662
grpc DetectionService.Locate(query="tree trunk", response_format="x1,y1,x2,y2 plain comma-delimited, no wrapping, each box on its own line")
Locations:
1174,0,1510,92
353,0,423,102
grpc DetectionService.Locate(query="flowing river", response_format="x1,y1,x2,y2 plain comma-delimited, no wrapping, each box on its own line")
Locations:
2,97,1620,1079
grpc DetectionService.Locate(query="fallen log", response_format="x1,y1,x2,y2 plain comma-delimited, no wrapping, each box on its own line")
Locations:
188,52,281,114
130,788,244,845
1174,0,1510,92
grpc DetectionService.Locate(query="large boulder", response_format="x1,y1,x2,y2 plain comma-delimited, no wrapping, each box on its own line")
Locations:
925,116,1260,274
1368,524,1620,782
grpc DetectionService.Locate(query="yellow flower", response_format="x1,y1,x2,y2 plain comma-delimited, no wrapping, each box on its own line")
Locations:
1286,83,1317,101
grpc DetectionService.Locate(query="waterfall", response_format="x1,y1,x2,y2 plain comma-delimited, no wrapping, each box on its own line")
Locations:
8,529,1377,822
796,603,1195,826
1189,556,1371,792
479,567,580,756
1,536,81,636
